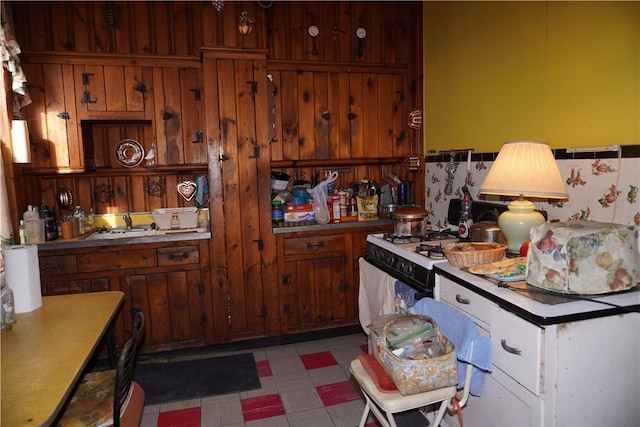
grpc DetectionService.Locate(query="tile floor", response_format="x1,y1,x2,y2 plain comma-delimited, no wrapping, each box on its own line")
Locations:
139,333,427,427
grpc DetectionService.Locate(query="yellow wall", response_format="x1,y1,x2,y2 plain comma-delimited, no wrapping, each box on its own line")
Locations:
423,1,640,153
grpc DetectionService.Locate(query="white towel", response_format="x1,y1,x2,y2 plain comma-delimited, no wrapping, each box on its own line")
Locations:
358,257,396,334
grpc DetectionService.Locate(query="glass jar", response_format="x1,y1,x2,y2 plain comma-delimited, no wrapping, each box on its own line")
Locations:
271,200,284,224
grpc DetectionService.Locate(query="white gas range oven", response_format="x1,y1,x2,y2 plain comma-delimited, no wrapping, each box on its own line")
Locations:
363,231,459,301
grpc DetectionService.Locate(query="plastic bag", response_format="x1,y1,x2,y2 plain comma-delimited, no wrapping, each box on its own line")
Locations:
309,183,330,224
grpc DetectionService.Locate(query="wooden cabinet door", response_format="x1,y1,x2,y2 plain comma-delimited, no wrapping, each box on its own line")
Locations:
152,67,206,166
203,50,278,342
74,64,152,119
128,270,209,351
280,255,352,332
269,67,408,162
20,63,81,169
277,232,355,333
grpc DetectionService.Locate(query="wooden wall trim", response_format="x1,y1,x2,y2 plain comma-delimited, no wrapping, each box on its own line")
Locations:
267,60,407,74
200,47,270,60
21,52,202,68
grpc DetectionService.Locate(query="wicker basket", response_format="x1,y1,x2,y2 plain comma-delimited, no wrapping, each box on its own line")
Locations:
441,242,508,267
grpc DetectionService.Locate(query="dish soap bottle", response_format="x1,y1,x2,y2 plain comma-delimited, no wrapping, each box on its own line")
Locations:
458,195,473,240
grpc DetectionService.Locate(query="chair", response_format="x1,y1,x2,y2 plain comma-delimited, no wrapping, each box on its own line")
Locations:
350,355,472,427
351,298,489,427
57,310,146,427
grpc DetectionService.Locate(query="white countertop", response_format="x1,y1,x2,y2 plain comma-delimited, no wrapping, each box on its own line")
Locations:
435,262,640,325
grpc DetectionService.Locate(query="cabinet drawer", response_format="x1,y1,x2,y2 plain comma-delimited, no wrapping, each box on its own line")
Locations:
283,235,345,257
439,276,493,328
78,249,157,272
491,306,543,395
157,246,200,266
39,255,77,275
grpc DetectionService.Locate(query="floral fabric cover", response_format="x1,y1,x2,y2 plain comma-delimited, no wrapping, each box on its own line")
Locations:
57,370,116,427
526,220,639,294
375,315,458,396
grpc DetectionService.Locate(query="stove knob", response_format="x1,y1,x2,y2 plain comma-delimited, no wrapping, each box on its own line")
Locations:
397,259,413,275
385,252,395,265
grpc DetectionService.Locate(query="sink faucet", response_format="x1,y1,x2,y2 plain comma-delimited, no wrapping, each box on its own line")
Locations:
123,212,133,229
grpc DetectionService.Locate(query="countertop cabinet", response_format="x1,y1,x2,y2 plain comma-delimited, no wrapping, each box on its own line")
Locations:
277,231,353,332
437,273,640,426
276,224,392,333
39,240,215,353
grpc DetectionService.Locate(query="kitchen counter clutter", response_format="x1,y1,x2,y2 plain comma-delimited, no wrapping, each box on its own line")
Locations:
435,262,640,426
37,227,211,251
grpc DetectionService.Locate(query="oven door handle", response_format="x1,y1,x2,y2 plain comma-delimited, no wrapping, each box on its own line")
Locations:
455,294,471,305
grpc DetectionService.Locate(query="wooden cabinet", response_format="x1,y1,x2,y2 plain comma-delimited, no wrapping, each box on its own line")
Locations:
73,64,152,119
20,62,82,169
275,224,392,334
39,239,215,353
202,49,278,342
277,231,353,332
151,66,206,166
269,65,411,162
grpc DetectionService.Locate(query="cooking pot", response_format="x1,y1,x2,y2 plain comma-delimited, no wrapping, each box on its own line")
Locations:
392,206,428,237
378,204,400,219
470,221,506,244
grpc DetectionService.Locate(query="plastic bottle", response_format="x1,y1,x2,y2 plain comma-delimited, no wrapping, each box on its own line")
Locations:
41,205,58,241
23,204,39,222
86,208,95,230
458,196,473,240
73,206,85,235
18,220,27,244
23,205,44,243
1,284,16,332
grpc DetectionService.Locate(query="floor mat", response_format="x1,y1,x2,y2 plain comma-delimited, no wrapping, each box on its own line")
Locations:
134,353,260,404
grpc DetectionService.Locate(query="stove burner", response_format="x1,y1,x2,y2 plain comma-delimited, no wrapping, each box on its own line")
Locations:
382,233,426,244
425,230,458,241
416,244,446,259
382,231,458,245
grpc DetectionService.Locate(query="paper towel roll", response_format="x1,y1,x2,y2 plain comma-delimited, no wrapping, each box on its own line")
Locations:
3,245,42,313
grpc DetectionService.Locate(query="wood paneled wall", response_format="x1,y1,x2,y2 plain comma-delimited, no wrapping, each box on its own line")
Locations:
10,1,421,65
6,1,423,231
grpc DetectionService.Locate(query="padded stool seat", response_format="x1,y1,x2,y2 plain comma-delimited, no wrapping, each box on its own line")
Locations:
350,355,458,427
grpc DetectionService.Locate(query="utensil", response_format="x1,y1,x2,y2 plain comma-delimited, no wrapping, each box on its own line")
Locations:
444,154,457,196
392,206,428,237
56,187,73,211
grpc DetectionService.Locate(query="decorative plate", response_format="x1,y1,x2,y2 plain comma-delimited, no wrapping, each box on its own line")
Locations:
114,139,145,168
468,257,528,282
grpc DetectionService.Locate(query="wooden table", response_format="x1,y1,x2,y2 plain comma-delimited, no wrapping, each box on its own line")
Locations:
1,291,124,427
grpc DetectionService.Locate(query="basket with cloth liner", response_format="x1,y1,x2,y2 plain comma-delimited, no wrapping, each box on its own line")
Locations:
441,242,507,267
374,314,457,396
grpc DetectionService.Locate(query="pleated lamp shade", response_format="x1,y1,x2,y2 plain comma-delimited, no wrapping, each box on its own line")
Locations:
479,140,568,199
479,140,568,253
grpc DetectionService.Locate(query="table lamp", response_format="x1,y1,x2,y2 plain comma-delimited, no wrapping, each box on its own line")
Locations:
479,140,568,254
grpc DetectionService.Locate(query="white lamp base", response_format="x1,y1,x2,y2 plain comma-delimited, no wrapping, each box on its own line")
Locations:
497,199,545,254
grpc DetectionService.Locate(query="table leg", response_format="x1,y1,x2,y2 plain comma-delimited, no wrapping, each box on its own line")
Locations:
107,325,117,368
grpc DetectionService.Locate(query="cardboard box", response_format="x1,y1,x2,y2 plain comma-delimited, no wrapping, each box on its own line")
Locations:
284,210,315,223
286,203,314,212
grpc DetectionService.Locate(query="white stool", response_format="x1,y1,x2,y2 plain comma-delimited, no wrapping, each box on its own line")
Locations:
350,356,472,427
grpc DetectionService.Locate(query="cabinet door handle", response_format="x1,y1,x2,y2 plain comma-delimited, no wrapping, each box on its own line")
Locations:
455,294,470,305
168,252,189,260
501,339,522,355
306,241,325,250
42,262,65,271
